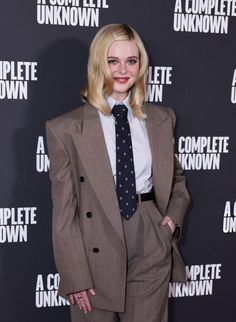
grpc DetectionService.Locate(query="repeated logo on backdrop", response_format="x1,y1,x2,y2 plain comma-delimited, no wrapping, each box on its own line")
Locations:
35,267,223,305
231,69,236,103
177,136,230,170
38,135,231,172
173,0,236,34
36,136,50,173
37,0,109,27
222,201,236,233
169,263,222,297
0,207,37,243
35,273,70,307
0,61,38,100
146,66,173,102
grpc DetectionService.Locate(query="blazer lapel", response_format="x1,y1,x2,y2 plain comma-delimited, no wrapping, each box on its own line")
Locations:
72,104,125,245
145,105,174,216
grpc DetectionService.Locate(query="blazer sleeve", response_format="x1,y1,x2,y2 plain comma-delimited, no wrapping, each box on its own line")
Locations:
165,108,190,236
46,121,93,298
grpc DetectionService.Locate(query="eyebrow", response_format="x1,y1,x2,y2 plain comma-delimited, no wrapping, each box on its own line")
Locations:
107,56,139,59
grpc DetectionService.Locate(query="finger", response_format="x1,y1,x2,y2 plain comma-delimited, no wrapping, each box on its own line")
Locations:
88,288,96,296
166,217,176,231
161,218,168,225
78,300,83,311
167,222,174,233
77,299,83,311
82,292,92,312
74,293,82,306
80,298,88,314
76,291,90,313
167,219,177,233
69,294,75,305
74,293,83,310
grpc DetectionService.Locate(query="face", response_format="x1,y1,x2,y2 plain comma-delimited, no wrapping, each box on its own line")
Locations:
107,40,140,101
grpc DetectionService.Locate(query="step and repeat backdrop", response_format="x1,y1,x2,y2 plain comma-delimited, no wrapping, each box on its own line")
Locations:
0,1,235,322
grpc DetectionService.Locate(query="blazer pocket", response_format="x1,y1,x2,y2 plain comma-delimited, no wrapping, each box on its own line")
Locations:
158,221,173,251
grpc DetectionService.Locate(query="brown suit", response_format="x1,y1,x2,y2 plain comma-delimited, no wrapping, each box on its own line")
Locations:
46,102,190,314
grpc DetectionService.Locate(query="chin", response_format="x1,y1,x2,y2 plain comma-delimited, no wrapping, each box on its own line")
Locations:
113,86,131,95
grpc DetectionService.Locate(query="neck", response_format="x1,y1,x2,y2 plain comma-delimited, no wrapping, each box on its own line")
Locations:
110,93,128,102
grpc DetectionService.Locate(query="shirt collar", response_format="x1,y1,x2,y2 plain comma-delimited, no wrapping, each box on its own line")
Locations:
106,92,132,115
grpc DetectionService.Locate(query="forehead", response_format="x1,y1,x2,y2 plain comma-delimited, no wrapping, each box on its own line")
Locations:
107,40,139,57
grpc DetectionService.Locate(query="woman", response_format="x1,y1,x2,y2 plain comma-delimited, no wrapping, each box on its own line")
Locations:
46,23,190,322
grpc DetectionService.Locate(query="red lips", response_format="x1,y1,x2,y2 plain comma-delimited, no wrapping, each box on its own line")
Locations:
114,77,129,83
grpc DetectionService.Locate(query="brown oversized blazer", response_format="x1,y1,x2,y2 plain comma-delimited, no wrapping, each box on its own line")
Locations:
46,102,190,312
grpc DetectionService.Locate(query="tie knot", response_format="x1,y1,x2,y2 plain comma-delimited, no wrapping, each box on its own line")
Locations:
112,104,128,119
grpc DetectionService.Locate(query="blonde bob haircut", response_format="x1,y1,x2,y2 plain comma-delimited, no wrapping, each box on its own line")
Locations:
81,23,149,119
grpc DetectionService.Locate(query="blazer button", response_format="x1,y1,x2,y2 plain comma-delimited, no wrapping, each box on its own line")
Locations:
80,176,85,182
86,212,92,218
93,247,99,253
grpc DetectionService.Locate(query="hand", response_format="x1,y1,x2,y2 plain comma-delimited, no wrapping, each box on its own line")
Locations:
161,216,176,234
69,288,95,314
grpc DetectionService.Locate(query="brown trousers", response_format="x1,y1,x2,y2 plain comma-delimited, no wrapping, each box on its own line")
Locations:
70,200,172,322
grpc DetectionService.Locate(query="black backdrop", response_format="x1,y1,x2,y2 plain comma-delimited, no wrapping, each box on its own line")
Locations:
0,1,236,321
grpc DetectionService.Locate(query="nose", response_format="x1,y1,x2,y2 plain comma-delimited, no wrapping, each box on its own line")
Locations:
119,62,127,74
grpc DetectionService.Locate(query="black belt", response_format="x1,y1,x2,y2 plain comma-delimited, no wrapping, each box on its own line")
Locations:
136,191,155,203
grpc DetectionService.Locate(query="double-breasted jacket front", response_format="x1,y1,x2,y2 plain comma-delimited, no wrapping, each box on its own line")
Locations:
46,102,190,312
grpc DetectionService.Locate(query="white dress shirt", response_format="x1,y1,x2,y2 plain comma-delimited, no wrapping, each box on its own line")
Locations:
98,95,153,194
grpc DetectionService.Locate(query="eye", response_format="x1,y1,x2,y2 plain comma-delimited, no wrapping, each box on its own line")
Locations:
108,59,118,65
127,59,138,65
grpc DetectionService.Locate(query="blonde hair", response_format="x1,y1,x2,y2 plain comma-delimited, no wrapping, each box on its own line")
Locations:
81,23,149,119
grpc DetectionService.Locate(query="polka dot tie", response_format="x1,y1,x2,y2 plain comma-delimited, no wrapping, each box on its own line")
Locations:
112,104,137,220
